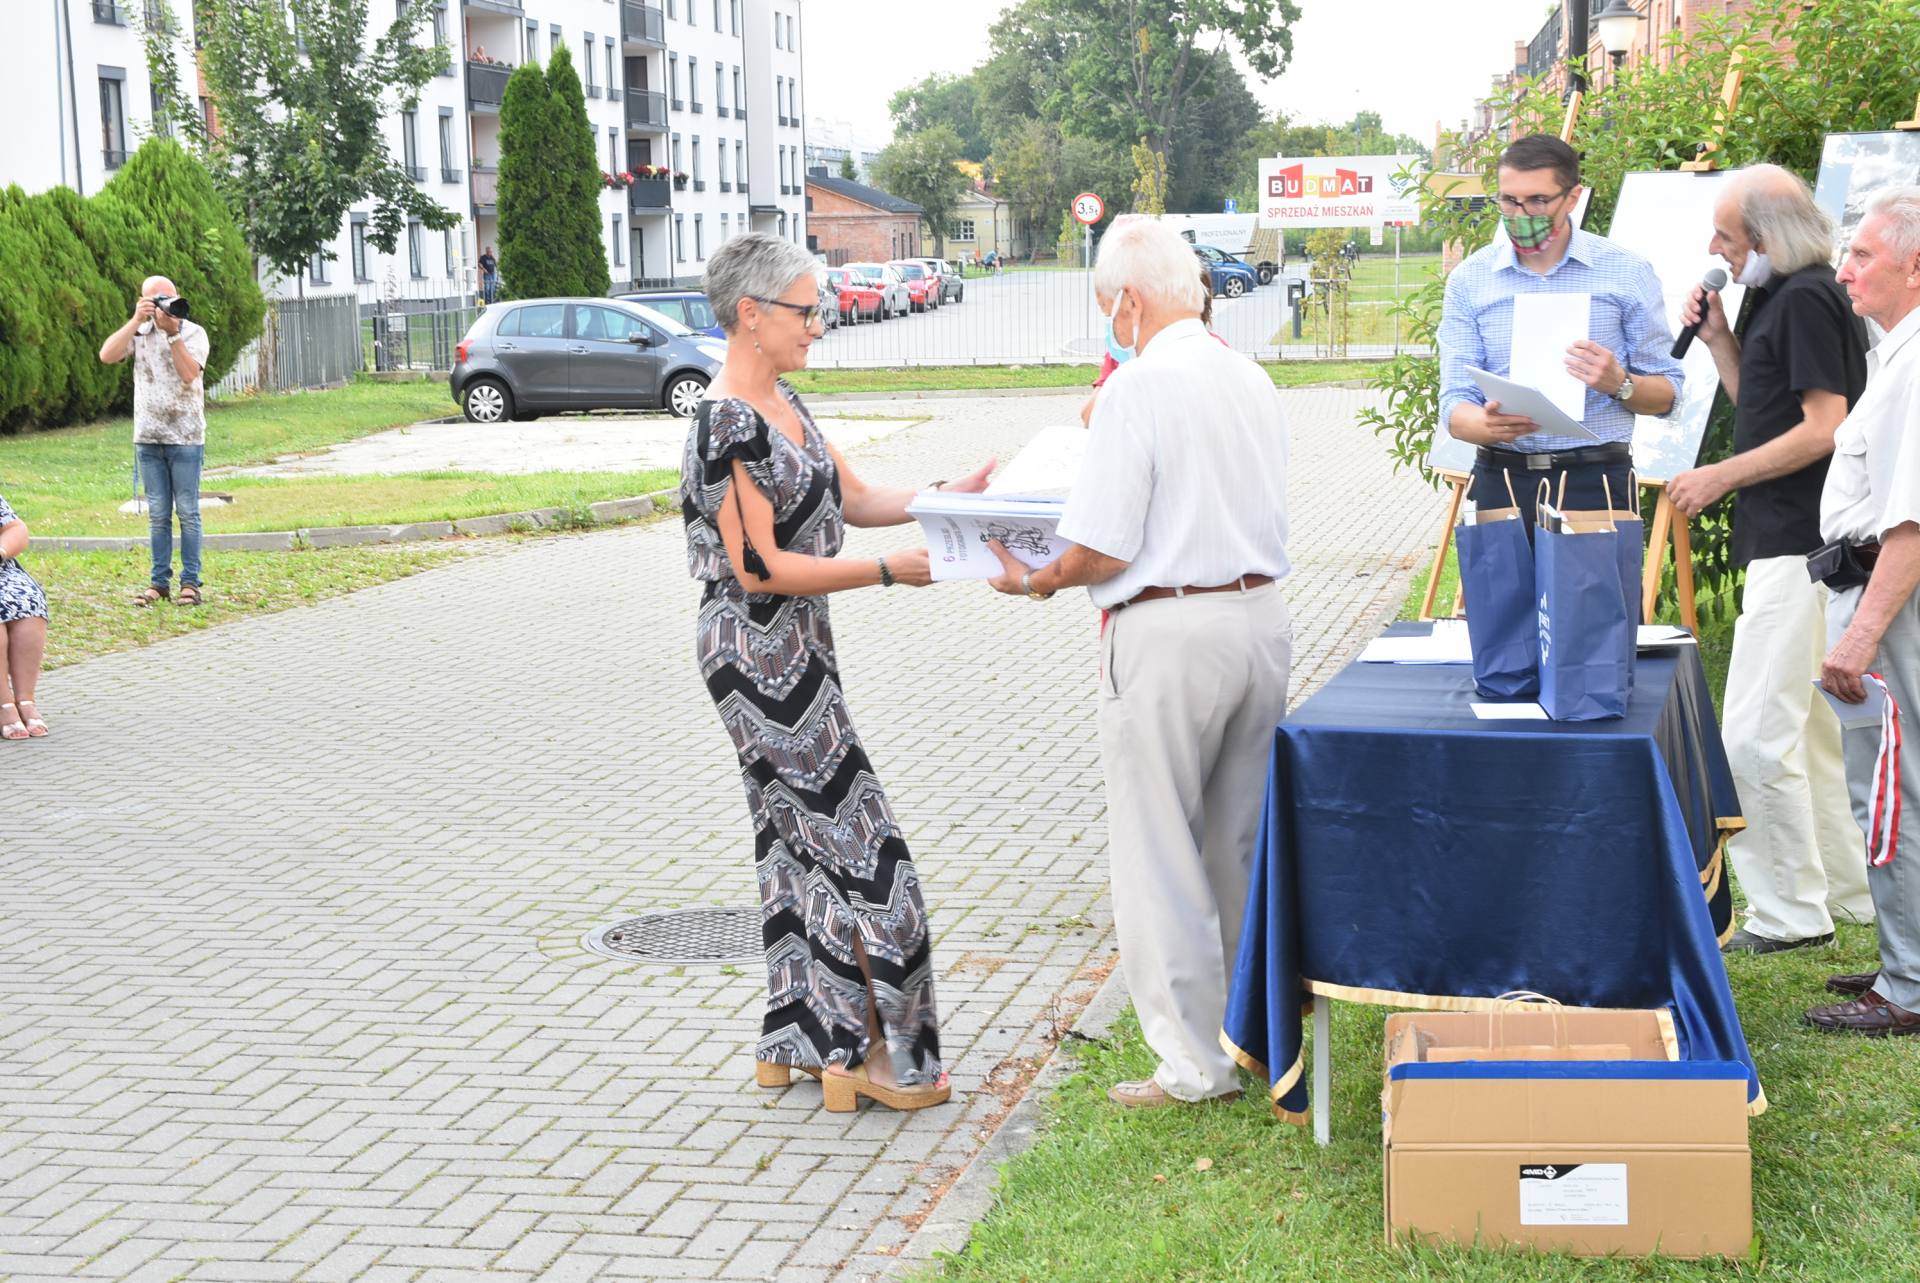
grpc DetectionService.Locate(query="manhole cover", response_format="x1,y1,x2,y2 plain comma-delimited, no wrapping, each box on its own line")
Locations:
583,907,762,965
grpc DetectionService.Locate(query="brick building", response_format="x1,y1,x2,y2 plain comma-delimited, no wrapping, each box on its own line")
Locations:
803,171,924,266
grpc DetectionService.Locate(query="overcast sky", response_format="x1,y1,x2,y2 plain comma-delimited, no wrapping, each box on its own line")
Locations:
802,0,1556,150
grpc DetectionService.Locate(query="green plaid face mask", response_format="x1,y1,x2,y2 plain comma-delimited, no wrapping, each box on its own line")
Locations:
1503,212,1556,251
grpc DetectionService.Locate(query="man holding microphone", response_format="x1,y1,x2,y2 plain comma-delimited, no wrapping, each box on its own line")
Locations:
1668,165,1873,955
1438,134,1684,528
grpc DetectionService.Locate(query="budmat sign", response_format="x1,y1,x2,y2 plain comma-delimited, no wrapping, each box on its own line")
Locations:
1258,155,1423,229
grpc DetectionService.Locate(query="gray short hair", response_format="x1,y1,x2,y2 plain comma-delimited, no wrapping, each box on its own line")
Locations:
1865,186,1920,264
703,233,819,333
1093,215,1207,313
1730,164,1833,275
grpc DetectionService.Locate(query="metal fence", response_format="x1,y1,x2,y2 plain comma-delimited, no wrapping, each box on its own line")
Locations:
210,293,364,399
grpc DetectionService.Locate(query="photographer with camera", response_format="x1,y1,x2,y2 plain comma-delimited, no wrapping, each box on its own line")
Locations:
99,276,212,606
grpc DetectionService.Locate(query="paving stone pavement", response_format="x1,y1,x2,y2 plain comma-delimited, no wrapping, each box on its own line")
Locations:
3,389,1440,1283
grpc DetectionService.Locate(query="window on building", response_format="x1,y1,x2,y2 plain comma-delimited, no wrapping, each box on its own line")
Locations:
734,140,744,187
550,25,562,59
675,213,685,261
788,79,797,121
672,133,682,172
692,137,701,180
524,19,536,62
606,38,617,98
351,217,370,281
689,57,700,110
694,214,704,260
613,214,623,265
198,95,212,132
438,110,454,180
786,15,795,50
667,0,676,18
149,80,171,138
669,53,680,105
732,67,742,113
719,145,728,187
98,68,127,169
401,109,420,179
584,37,596,94
720,212,728,242
774,14,782,48
713,0,721,32
776,75,784,118
731,0,740,35
608,126,617,172
408,219,424,277
310,250,329,285
443,228,454,275
949,219,977,242
716,66,725,114
431,1,448,50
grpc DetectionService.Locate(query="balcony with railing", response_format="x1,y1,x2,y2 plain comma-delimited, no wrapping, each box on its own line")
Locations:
625,90,668,131
466,0,524,15
628,176,672,211
472,166,499,215
467,61,512,113
622,2,666,49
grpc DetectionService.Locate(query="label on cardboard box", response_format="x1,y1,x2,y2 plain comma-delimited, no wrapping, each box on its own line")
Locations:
1518,1163,1628,1225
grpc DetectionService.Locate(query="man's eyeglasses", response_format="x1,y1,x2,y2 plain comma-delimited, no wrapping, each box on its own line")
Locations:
752,297,823,328
1493,187,1573,216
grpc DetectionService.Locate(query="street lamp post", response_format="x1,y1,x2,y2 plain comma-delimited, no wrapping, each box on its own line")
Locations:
1595,0,1647,82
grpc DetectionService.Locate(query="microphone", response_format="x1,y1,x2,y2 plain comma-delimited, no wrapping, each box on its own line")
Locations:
1670,268,1729,359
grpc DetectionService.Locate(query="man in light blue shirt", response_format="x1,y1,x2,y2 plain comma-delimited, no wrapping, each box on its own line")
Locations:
1439,134,1684,528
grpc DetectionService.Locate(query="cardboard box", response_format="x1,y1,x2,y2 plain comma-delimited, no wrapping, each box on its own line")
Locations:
1382,1009,1752,1259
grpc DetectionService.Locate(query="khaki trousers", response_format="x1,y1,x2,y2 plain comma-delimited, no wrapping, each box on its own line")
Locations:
1724,556,1873,940
1097,583,1293,1100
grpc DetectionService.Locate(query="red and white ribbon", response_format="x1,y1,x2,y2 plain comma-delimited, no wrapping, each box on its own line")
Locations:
1866,673,1902,868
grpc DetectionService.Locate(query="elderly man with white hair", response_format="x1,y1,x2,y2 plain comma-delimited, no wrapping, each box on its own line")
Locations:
1807,186,1920,1036
99,275,212,607
1668,164,1874,955
986,215,1292,1106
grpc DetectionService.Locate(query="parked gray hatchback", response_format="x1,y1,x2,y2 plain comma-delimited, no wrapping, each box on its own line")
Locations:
451,297,728,423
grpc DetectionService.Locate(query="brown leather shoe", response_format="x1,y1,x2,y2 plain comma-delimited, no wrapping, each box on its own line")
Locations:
1804,990,1920,1036
1107,1078,1242,1109
1826,971,1879,997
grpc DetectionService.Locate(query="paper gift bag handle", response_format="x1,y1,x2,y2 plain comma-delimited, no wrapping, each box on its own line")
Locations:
1600,474,1619,532
1536,479,1553,529
1467,470,1524,518
1490,989,1568,1051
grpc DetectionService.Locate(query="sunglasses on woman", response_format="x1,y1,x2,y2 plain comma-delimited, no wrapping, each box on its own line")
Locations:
751,297,823,328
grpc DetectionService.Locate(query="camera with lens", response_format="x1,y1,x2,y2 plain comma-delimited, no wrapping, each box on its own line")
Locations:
151,295,190,319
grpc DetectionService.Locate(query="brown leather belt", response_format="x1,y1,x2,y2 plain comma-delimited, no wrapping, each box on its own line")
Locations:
1117,574,1273,609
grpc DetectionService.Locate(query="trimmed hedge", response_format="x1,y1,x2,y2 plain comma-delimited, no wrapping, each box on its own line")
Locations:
0,138,264,434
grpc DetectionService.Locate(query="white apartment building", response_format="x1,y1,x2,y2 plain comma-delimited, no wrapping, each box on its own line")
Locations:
7,0,807,304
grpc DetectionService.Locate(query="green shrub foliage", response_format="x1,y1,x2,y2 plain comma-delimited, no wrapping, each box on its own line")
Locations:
497,47,611,301
0,138,264,433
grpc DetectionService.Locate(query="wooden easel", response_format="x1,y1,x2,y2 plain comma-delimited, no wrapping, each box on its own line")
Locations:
1896,91,1920,130
1679,50,1744,172
1417,99,1586,622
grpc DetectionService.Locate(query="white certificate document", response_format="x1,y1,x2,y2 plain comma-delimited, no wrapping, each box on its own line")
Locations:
1511,292,1591,423
1468,367,1601,441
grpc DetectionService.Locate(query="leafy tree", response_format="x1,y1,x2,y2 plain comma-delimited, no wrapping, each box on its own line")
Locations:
988,0,1301,178
989,118,1129,246
888,74,989,162
838,153,858,180
1129,138,1168,215
871,127,970,256
496,49,610,299
145,0,459,282
1055,209,1084,265
1163,50,1264,212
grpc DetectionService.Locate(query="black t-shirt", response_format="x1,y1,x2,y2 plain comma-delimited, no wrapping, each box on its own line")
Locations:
478,253,497,274
1730,265,1868,566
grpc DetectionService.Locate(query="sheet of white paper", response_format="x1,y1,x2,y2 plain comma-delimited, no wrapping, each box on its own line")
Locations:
1468,367,1601,441
1510,292,1591,423
1812,678,1888,730
1358,621,1472,665
907,492,1071,582
1636,625,1696,647
1471,702,1550,720
986,424,1086,496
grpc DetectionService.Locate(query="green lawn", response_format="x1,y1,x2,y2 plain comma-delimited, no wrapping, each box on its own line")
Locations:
1294,253,1443,349
30,545,458,670
928,551,1914,1283
786,361,1385,397
0,379,672,535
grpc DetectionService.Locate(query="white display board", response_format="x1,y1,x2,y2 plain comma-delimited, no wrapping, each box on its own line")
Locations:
1258,155,1423,229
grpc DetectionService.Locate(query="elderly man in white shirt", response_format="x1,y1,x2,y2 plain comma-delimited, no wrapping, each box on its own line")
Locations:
987,215,1292,1105
1808,186,1920,1037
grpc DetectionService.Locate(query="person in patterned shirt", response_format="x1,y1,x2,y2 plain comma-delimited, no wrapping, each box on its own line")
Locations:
98,276,213,606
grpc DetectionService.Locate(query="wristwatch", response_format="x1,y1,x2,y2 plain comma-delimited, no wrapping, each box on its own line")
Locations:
1020,571,1053,602
167,331,185,345
1611,372,1635,403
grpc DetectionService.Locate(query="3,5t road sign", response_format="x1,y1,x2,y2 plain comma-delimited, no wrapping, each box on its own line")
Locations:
1071,192,1105,225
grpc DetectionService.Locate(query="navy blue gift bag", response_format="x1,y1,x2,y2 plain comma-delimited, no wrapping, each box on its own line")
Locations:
1457,471,1538,698
1535,476,1636,721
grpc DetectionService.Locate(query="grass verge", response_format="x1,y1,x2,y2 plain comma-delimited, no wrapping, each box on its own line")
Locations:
32,545,459,670
786,360,1385,396
925,554,1913,1283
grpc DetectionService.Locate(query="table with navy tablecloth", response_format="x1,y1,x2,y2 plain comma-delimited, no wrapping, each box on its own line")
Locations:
1220,623,1764,1129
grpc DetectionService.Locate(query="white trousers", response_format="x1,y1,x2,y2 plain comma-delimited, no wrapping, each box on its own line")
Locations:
1723,556,1874,940
1097,584,1293,1101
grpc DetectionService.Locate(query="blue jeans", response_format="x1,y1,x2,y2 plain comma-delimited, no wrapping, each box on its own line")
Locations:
136,443,204,589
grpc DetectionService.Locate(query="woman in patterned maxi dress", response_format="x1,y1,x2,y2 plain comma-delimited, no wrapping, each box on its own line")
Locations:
682,234,992,1111
0,493,51,740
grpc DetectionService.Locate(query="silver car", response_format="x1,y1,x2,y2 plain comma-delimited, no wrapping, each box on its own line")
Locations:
843,263,912,319
451,297,727,422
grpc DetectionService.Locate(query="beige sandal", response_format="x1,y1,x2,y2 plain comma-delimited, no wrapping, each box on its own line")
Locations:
755,1060,824,1089
17,700,46,737
0,703,25,741
822,1063,951,1113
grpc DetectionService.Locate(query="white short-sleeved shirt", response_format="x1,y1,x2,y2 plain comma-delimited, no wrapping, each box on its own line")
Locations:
130,319,212,446
1058,318,1291,609
1820,306,1920,544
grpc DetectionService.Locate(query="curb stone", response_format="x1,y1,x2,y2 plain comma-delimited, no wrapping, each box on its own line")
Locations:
833,960,1132,1283
33,489,679,554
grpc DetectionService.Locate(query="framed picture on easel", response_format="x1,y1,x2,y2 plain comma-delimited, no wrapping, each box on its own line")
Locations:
1812,130,1920,285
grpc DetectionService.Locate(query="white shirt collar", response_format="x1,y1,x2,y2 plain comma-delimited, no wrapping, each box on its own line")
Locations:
1871,304,1920,371
1139,316,1205,359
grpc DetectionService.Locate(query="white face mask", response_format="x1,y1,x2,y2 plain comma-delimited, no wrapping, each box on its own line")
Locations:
1736,248,1773,288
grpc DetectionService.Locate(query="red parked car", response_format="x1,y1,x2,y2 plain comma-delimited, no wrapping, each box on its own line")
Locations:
887,260,941,312
825,268,885,323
